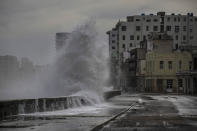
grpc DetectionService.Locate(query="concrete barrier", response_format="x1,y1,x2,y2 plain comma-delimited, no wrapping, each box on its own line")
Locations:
103,90,121,100
0,96,91,121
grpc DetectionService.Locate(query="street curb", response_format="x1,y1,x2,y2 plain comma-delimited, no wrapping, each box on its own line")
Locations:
90,102,137,131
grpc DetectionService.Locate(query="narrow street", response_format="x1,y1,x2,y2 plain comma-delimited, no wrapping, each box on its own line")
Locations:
0,94,197,131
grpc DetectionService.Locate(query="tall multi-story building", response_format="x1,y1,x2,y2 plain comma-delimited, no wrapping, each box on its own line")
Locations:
107,12,197,91
56,32,70,50
107,12,197,61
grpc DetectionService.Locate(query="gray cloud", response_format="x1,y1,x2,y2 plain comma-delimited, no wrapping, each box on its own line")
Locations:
0,0,196,64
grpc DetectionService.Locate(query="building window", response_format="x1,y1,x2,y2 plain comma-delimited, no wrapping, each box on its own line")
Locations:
183,17,186,22
137,35,140,40
174,17,177,22
127,16,134,22
167,17,170,22
146,19,151,22
195,18,197,22
130,35,134,40
190,28,193,33
175,26,179,32
136,19,140,21
136,26,141,31
178,79,183,89
176,44,178,49
112,46,115,49
112,40,115,43
189,61,192,71
143,35,146,40
122,44,125,48
190,19,193,22
178,17,180,22
112,34,116,37
153,26,158,31
167,79,173,90
129,43,132,47
122,35,125,40
183,36,186,41
175,35,178,40
183,26,186,31
154,19,158,22
166,26,171,31
121,26,126,31
160,61,164,69
190,36,194,40
146,26,149,31
179,60,182,70
168,61,172,69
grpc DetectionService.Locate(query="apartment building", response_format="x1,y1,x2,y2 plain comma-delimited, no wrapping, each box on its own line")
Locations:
145,33,192,93
107,12,197,61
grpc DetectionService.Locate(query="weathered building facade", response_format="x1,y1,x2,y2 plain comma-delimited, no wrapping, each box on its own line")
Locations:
107,12,197,94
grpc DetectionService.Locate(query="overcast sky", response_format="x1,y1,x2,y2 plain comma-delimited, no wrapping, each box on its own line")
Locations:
0,0,197,65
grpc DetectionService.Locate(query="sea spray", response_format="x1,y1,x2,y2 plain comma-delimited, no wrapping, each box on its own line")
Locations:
45,21,110,104
0,21,110,105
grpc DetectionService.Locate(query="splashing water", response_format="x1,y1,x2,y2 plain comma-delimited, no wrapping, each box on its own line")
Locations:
44,21,110,104
0,21,110,108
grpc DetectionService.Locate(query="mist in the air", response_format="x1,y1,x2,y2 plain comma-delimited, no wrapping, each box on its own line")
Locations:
0,21,111,102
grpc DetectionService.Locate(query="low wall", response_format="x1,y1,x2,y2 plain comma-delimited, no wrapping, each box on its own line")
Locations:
0,96,91,121
0,91,122,121
103,90,121,100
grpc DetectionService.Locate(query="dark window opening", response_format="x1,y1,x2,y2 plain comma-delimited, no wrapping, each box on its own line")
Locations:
176,44,178,50
189,61,192,71
122,35,125,40
167,17,170,22
130,35,134,40
143,35,146,40
153,26,158,31
179,60,182,70
183,36,186,41
194,57,197,70
160,61,164,69
168,61,172,69
183,17,186,22
160,25,164,32
166,26,171,31
174,17,177,22
146,26,149,31
122,44,125,48
178,79,183,89
136,19,140,21
146,19,151,22
183,26,186,31
154,19,158,22
176,35,178,40
121,26,127,31
175,26,179,32
136,26,141,31
137,36,140,40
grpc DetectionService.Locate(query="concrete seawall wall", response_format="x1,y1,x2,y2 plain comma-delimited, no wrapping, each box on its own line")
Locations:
0,96,91,121
0,90,121,121
103,90,121,100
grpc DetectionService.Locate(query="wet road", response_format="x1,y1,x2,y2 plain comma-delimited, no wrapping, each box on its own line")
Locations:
99,94,197,131
1,94,197,131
